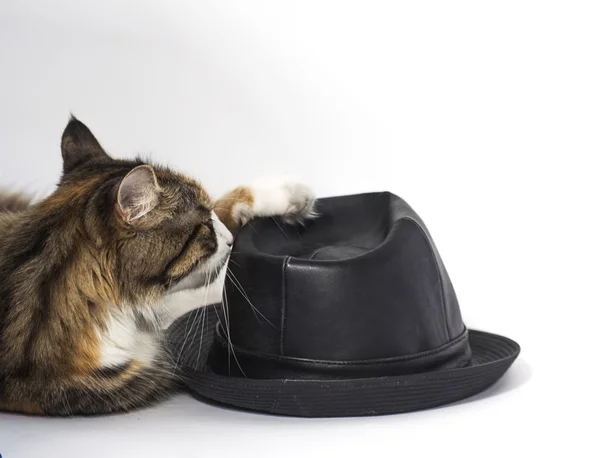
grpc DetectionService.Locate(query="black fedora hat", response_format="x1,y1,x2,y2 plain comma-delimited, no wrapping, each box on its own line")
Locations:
169,192,520,417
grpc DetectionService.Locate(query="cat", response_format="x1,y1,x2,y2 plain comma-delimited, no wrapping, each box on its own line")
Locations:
0,117,316,416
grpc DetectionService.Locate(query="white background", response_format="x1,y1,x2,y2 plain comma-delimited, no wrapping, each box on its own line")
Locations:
0,0,598,456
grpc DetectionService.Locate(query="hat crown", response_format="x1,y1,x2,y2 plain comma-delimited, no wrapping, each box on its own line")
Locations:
216,192,470,378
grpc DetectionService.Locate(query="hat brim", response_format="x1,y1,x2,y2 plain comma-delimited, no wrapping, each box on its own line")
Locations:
169,309,520,417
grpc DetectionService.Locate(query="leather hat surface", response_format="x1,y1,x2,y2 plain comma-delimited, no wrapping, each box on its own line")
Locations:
169,192,520,417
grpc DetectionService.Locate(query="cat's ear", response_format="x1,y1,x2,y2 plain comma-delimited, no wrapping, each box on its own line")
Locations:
61,116,110,174
116,165,160,223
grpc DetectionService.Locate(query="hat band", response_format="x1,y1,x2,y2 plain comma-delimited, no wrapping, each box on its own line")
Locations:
206,326,472,380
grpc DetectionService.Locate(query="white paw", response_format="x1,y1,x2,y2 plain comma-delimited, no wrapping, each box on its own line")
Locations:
248,177,317,225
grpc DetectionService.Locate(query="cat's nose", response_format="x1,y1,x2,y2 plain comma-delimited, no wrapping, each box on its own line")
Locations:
222,229,234,248
212,211,234,247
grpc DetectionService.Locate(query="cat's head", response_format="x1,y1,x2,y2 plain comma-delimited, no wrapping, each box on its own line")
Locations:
53,116,232,307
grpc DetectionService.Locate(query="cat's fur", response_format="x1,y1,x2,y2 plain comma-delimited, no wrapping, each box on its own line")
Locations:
0,118,315,415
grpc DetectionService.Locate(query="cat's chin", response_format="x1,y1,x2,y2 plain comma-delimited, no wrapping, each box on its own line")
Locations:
167,252,229,294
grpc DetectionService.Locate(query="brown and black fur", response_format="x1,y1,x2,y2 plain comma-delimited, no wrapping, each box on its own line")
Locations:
0,117,239,415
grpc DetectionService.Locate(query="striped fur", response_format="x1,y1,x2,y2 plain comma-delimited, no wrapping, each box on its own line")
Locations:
0,192,32,213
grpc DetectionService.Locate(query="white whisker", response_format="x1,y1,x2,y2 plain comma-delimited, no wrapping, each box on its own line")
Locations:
172,270,212,374
191,268,217,369
270,216,290,239
226,268,277,329
221,283,246,377
195,304,208,370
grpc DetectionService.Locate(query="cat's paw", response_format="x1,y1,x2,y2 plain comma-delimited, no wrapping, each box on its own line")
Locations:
249,177,317,225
